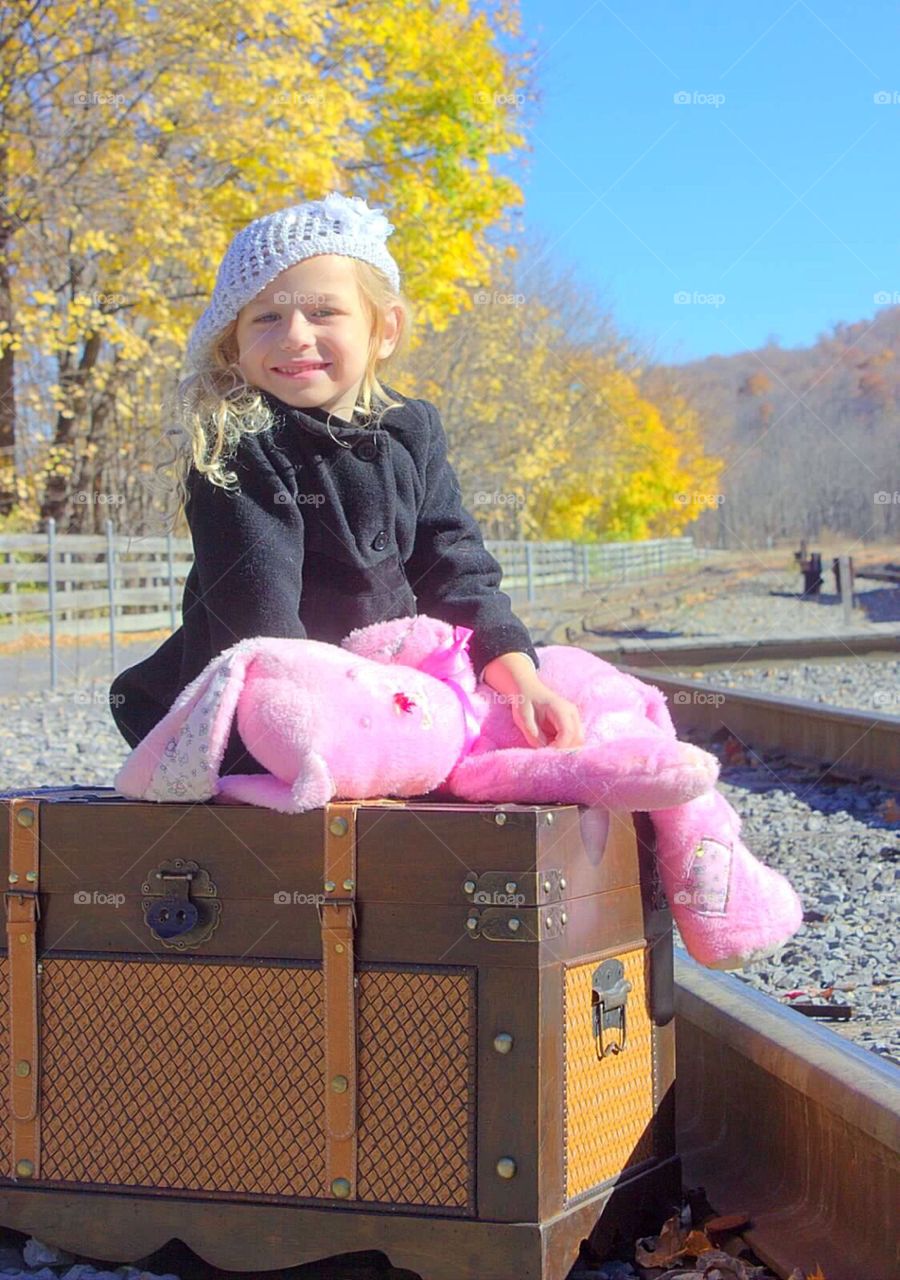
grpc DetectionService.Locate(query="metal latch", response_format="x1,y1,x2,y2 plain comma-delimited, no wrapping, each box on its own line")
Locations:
591,958,631,1058
142,858,221,950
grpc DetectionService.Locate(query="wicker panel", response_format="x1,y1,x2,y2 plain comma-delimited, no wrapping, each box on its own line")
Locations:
0,955,8,1175
16,956,474,1209
356,968,474,1209
563,947,655,1200
39,957,326,1195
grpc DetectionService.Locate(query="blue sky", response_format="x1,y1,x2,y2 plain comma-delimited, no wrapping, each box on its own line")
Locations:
501,0,898,364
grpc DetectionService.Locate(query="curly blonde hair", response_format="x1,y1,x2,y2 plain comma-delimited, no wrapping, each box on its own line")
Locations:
161,259,413,514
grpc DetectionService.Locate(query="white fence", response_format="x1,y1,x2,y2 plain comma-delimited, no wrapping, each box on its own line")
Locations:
0,522,698,687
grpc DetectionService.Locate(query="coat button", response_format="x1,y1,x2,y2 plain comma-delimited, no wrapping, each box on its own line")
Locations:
356,439,378,461
372,531,387,551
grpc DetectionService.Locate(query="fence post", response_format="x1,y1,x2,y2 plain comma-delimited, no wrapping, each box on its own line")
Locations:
5,551,16,631
581,543,590,588
525,542,535,604
166,531,177,630
58,549,69,622
106,519,118,676
47,518,57,691
838,554,854,624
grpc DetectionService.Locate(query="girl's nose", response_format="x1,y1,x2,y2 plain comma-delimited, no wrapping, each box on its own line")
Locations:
280,310,315,348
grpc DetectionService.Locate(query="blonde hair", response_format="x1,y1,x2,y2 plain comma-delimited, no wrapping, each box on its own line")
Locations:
164,259,413,511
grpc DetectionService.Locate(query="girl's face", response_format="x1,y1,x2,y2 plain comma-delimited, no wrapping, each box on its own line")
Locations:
235,255,400,421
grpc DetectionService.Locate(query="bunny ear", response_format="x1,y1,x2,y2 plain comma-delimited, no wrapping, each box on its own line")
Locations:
114,640,265,803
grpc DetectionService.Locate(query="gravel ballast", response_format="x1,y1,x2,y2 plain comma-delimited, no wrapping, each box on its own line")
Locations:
670,657,899,715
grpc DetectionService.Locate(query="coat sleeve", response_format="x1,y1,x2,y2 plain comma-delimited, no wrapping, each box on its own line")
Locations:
404,400,540,679
184,435,308,655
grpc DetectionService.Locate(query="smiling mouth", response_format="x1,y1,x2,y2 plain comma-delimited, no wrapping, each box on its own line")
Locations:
271,362,331,377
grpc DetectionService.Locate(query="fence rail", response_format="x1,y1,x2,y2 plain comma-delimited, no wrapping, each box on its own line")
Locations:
0,521,699,688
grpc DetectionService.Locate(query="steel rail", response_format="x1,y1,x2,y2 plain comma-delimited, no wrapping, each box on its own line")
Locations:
609,668,900,785
675,951,900,1280
588,632,900,668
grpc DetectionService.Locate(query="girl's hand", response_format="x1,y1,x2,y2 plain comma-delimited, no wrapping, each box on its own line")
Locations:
511,682,585,750
481,652,585,750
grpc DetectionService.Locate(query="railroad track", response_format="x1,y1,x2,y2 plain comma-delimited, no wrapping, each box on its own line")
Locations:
535,618,900,1278
675,952,899,1280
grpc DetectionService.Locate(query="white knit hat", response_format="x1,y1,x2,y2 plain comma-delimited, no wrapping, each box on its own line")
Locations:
185,191,401,369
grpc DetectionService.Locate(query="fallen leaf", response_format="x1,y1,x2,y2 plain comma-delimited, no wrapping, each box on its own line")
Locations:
683,1229,715,1254
878,797,900,823
635,1213,689,1265
805,1268,828,1280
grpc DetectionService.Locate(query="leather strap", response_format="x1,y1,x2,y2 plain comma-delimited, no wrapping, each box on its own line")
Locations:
321,801,359,1198
5,797,41,1179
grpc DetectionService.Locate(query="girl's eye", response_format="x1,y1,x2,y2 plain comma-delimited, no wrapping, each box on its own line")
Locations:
254,309,335,323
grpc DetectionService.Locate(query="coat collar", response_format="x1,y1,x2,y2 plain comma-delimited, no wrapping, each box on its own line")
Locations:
258,385,407,444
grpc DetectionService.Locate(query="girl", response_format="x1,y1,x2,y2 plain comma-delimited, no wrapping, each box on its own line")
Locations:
110,191,584,777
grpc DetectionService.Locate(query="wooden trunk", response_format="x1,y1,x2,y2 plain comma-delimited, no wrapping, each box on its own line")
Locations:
0,786,679,1280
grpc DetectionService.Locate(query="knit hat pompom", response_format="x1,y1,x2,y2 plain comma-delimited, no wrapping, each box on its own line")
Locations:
185,191,401,370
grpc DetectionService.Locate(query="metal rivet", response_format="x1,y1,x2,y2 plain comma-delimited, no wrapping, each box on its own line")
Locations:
18,934,28,944
559,877,567,890
25,870,37,883
342,878,354,891
466,916,478,931
560,912,567,925
14,1159,34,1178
496,1157,517,1179
324,880,336,893
335,943,345,954
494,812,507,826
329,816,349,837
16,808,35,828
463,879,476,894
331,1075,349,1093
545,916,553,928
543,879,551,893
8,873,18,884
14,1060,30,1077
545,812,554,825
504,881,517,894
508,917,521,933
331,1177,351,1198
493,1033,514,1054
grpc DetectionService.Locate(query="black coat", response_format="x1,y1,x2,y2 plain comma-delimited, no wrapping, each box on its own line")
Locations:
109,385,539,775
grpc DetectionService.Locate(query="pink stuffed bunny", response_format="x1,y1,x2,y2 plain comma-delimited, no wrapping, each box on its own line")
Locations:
114,616,802,969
